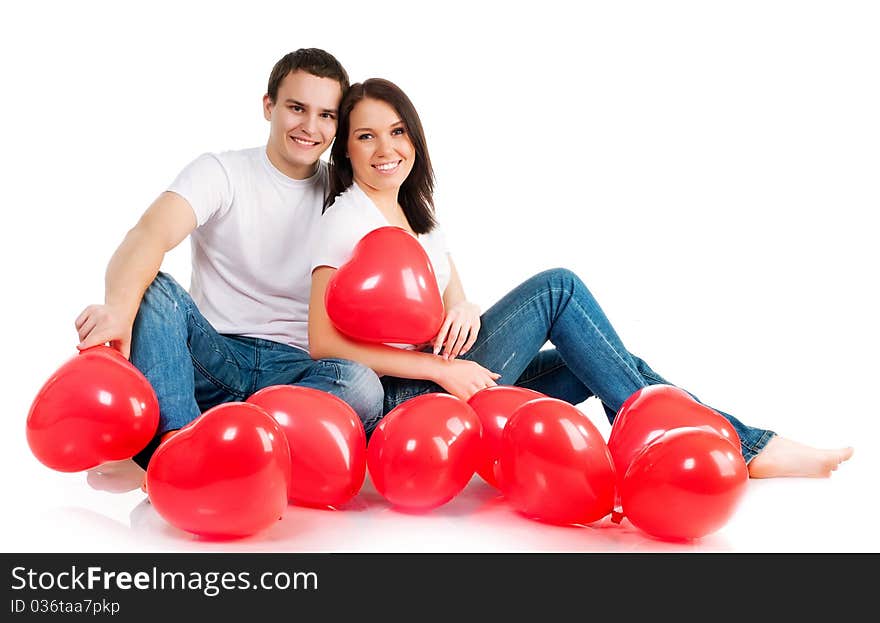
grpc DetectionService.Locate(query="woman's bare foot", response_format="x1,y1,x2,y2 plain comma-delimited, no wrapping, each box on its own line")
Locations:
748,436,854,478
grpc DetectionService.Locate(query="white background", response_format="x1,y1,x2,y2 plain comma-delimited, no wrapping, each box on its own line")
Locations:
2,1,878,553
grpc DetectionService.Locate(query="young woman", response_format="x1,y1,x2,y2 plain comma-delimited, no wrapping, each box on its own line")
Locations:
308,78,853,478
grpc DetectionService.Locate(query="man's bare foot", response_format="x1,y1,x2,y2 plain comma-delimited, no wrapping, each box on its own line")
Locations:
87,460,144,493
748,436,854,478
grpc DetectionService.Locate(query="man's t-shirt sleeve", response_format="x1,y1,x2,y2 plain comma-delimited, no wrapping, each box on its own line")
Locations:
166,153,233,226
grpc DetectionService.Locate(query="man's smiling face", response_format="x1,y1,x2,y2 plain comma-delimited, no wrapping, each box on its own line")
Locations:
263,70,343,179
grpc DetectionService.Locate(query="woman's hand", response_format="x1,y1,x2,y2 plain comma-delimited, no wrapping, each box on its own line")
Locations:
433,301,481,360
432,358,501,402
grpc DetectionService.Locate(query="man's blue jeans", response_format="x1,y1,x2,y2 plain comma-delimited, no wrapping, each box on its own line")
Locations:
381,268,775,463
129,272,384,469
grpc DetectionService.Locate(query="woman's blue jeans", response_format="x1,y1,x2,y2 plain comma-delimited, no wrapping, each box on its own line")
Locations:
381,268,775,463
129,272,384,469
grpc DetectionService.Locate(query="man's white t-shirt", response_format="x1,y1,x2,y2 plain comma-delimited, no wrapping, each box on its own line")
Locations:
168,146,326,352
310,182,452,350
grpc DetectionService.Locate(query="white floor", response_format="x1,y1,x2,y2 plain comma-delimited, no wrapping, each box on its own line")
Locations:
6,397,876,554
4,1,878,556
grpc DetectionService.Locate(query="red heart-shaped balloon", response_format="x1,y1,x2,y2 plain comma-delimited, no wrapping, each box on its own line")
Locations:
620,426,748,541
498,398,616,525
247,385,367,508
467,385,545,489
367,393,482,511
607,384,740,491
325,226,444,344
145,402,291,539
26,345,159,472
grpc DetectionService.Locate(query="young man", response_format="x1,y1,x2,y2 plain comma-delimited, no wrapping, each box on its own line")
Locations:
75,49,384,470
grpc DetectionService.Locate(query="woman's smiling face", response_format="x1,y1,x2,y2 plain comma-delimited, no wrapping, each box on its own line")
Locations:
346,97,416,194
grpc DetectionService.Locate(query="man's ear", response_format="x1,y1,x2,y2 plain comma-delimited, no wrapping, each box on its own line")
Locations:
263,94,274,122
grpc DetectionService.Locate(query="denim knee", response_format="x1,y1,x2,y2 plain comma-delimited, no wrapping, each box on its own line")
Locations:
329,359,384,429
139,271,191,317
525,267,581,302
540,267,580,291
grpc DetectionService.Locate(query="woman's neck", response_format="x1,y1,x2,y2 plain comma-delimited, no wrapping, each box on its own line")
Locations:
355,179,398,212
354,180,413,233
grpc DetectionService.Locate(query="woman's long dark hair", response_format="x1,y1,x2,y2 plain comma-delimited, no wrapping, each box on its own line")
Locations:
325,78,437,234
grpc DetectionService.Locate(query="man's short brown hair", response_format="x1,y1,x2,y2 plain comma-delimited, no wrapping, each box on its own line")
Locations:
266,48,349,102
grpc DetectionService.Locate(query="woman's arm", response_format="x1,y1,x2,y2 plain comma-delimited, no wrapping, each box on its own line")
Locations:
433,256,482,359
309,267,499,400
442,256,468,309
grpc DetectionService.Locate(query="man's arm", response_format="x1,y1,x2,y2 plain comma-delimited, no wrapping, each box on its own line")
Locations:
74,191,197,358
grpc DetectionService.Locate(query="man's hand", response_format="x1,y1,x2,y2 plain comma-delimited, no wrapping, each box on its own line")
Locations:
433,358,500,401
75,303,134,359
433,301,481,360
